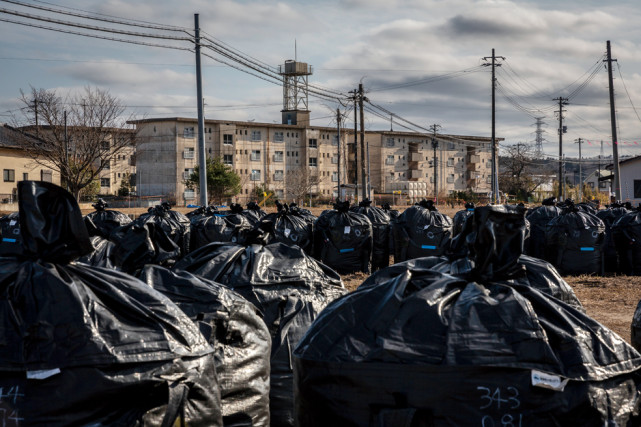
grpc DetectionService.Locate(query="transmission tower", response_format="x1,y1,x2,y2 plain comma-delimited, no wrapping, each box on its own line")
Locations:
534,117,546,158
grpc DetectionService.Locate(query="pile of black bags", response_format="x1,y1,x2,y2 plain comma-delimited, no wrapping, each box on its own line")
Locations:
175,237,346,427
294,204,641,426
350,199,391,270
0,181,223,425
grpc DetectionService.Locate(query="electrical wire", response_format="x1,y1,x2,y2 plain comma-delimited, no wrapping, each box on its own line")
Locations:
368,66,486,92
0,0,189,32
0,6,193,40
0,16,193,51
616,62,641,125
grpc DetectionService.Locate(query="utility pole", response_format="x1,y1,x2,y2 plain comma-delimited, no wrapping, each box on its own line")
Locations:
358,83,367,201
575,138,584,202
605,40,621,200
194,14,207,207
336,108,341,201
483,49,505,204
349,90,358,200
64,110,68,191
554,97,568,199
599,140,603,197
429,124,441,204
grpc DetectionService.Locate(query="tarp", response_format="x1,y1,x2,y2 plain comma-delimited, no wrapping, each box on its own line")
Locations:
294,205,641,426
313,200,373,274
83,198,132,238
175,241,346,427
138,265,271,427
545,202,605,275
391,199,453,262
259,201,314,254
350,199,391,270
0,181,222,426
613,206,641,275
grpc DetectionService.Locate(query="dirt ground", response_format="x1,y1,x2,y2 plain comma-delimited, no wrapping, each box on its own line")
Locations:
79,203,640,345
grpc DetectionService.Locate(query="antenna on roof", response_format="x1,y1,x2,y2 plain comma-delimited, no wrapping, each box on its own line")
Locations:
295,39,297,61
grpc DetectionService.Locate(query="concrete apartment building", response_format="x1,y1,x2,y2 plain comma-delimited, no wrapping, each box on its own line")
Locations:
131,116,494,206
0,124,60,203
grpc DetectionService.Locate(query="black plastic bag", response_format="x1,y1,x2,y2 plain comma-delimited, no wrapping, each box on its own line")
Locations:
138,265,271,427
175,241,346,427
350,199,391,270
136,202,191,257
452,202,474,237
294,205,641,427
76,235,117,268
391,199,453,262
597,202,630,272
0,181,222,426
242,201,267,225
545,201,605,275
260,201,314,254
0,212,22,256
190,205,252,250
613,205,641,275
313,200,373,274
524,197,561,261
83,198,132,237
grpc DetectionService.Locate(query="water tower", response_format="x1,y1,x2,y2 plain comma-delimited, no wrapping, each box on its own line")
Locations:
279,60,312,126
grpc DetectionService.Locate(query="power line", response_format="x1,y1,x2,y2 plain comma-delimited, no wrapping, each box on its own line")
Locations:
1,0,189,32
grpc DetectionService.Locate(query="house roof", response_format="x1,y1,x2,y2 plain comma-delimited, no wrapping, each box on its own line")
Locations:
0,124,41,149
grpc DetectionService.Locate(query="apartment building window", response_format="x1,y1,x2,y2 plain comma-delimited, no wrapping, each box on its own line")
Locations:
223,154,233,165
331,155,338,164
386,137,394,147
309,157,317,167
447,158,454,166
3,169,14,182
486,176,492,184
448,142,455,150
183,127,195,138
275,189,284,199
447,174,455,183
309,138,318,148
331,171,338,182
251,130,261,141
274,151,284,162
251,150,261,161
100,140,110,151
332,135,339,146
274,131,284,142
250,169,261,181
183,168,194,180
183,147,195,159
100,178,110,187
102,159,110,169
41,170,52,182
487,160,492,168
184,190,196,200
223,134,233,145
385,155,394,165
274,170,284,181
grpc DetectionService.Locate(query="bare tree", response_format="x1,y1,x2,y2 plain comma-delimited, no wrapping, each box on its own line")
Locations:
14,86,136,200
285,167,323,204
499,142,550,200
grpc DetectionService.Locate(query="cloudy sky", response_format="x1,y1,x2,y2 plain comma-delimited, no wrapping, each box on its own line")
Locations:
2,0,641,160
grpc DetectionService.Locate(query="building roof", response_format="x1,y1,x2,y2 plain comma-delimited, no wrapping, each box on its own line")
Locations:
0,123,43,149
127,116,496,142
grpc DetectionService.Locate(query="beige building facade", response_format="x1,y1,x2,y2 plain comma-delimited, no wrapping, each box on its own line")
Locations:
0,124,60,203
131,117,494,206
